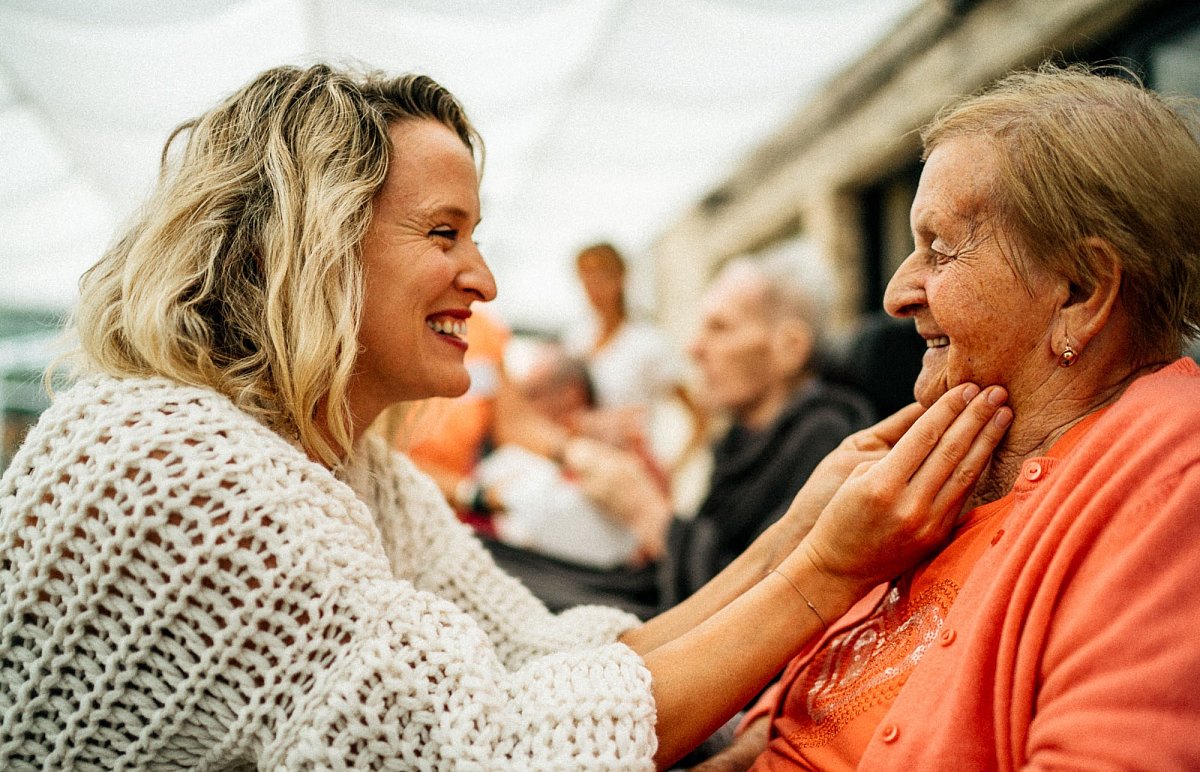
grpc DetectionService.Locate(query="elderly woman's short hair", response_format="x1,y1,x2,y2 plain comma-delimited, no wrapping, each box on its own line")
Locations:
922,62,1200,359
70,64,479,466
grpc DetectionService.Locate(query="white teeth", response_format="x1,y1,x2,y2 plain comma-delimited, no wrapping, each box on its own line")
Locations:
926,336,950,348
427,319,467,338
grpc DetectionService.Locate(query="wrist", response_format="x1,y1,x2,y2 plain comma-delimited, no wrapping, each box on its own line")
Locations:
775,545,865,630
770,567,828,630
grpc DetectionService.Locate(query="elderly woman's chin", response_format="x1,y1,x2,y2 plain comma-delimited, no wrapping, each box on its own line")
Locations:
912,369,950,409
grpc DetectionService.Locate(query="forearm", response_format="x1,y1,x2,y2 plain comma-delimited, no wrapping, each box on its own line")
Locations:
671,383,711,473
620,516,790,654
640,549,861,770
624,448,854,654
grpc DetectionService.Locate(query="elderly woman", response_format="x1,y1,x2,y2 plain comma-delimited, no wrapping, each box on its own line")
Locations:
696,63,1200,772
0,64,1011,770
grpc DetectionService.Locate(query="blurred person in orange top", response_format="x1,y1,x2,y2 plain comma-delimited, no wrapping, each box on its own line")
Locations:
403,304,510,531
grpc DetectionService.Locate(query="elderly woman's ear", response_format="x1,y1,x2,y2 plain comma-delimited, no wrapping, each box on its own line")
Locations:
1053,237,1124,362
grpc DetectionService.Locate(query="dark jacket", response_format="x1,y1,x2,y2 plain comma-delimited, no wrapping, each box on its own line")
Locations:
658,379,874,607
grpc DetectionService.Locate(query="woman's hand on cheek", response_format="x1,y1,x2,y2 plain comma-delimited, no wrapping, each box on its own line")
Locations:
766,401,929,567
796,382,1012,603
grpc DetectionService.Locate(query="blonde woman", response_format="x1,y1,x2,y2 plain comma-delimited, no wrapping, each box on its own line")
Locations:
0,64,1010,769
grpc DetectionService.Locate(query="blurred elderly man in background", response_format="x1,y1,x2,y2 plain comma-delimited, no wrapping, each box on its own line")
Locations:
648,255,875,607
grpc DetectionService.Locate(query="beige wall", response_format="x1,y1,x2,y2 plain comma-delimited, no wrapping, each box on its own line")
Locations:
652,0,1152,344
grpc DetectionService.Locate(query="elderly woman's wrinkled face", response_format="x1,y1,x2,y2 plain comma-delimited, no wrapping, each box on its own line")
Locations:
354,119,496,417
884,135,1059,408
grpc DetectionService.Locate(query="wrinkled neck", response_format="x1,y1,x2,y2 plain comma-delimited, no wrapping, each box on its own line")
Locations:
969,358,1169,507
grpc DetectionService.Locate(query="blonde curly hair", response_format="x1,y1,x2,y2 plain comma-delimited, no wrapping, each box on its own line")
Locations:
69,63,480,467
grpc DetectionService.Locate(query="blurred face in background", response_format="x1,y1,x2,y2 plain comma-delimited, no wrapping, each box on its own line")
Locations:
576,247,626,318
688,266,809,428
518,347,591,428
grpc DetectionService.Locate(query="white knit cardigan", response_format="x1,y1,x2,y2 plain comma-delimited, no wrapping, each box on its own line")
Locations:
0,375,657,770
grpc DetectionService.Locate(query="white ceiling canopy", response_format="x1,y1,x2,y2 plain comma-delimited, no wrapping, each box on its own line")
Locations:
0,0,918,330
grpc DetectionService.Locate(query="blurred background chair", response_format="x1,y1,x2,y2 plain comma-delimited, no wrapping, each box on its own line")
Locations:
825,310,927,419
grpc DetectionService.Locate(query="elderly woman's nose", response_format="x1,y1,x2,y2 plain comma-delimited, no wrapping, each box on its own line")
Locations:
883,251,925,318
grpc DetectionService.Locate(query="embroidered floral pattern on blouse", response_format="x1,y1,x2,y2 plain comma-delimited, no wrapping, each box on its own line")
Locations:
786,578,959,747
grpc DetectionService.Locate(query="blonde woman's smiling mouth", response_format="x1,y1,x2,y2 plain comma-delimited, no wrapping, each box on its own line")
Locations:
426,313,469,350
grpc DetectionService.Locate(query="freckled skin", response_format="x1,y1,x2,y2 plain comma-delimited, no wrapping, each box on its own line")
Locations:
351,120,497,428
883,136,1061,410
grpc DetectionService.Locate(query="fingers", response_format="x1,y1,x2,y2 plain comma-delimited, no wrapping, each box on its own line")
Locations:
860,402,928,449
926,392,1012,520
882,383,989,482
903,385,1010,519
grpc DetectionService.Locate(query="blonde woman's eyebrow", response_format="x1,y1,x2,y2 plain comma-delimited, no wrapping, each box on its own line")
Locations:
423,203,479,226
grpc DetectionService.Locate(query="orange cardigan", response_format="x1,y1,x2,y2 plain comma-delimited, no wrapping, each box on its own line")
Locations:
752,357,1200,771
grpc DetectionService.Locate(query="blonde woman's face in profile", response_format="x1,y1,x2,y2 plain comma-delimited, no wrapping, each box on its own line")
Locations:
351,119,496,425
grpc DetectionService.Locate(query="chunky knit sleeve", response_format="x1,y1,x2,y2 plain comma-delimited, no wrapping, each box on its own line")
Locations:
0,377,657,770
350,436,647,669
